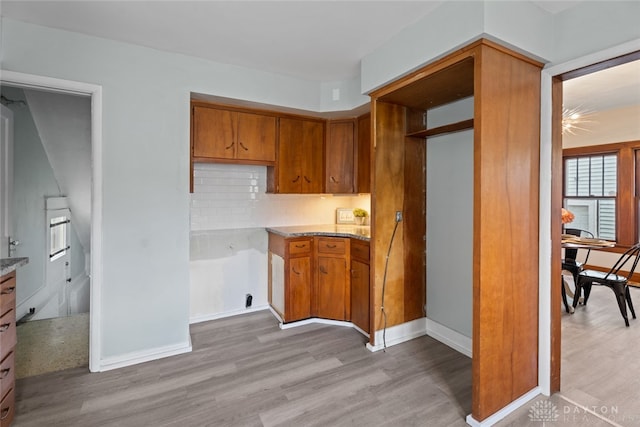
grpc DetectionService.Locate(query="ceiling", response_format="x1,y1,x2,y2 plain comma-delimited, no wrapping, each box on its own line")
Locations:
563,59,640,112
2,0,636,115
2,0,579,82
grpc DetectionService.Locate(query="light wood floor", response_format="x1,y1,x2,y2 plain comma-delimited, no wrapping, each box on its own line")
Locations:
14,311,472,426
496,282,640,426
13,285,640,426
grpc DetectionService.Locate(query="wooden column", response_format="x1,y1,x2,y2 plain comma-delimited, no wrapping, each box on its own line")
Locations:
471,43,542,420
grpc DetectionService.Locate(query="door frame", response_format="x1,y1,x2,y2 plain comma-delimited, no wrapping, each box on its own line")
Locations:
0,70,103,372
539,38,640,395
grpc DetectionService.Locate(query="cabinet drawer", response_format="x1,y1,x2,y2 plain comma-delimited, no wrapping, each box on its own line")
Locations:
351,240,370,262
0,387,14,427
317,238,346,255
0,275,16,318
0,352,13,402
0,310,16,358
289,239,312,255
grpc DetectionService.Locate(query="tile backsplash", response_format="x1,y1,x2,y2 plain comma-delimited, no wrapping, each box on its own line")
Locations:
191,163,370,231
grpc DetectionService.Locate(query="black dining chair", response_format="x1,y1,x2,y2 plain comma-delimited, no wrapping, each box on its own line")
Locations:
561,228,594,312
572,243,640,326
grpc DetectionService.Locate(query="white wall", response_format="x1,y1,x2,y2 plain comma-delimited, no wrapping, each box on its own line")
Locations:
426,98,474,339
190,162,370,321
23,89,92,255
361,1,640,94
1,17,333,363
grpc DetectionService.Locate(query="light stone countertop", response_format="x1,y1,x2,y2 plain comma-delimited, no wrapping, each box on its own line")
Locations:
1,257,29,276
266,224,371,241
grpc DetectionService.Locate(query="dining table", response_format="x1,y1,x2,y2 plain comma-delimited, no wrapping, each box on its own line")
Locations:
561,235,616,313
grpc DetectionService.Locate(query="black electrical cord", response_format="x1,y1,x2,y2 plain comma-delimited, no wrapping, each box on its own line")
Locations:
380,218,400,351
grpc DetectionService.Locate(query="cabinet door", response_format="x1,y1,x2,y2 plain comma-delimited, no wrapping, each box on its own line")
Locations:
277,117,303,193
356,114,371,193
326,121,355,194
301,120,324,193
192,107,236,159
316,256,347,320
350,259,370,333
287,256,311,322
236,112,276,162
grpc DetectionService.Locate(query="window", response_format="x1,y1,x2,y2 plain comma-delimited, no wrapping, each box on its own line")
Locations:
49,215,69,261
564,154,617,240
563,141,640,247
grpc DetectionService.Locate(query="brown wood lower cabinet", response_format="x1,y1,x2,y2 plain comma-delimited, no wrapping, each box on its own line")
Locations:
268,233,369,326
314,237,350,321
0,272,17,427
350,239,370,333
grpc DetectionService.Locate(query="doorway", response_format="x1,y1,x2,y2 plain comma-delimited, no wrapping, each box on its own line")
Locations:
0,70,103,373
546,47,640,403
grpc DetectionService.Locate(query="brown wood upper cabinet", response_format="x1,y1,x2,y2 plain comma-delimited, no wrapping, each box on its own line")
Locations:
192,104,276,164
356,113,371,193
325,120,355,194
272,117,324,194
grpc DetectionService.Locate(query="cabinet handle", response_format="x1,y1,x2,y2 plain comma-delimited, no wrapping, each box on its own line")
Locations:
292,175,300,183
295,244,306,248
319,266,328,275
304,176,311,183
330,176,339,183
292,267,301,275
0,368,9,379
0,323,10,332
0,408,9,420
0,286,15,295
326,244,337,249
239,142,249,151
225,142,235,150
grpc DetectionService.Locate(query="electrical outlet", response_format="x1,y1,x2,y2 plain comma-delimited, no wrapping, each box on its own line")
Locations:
395,211,403,222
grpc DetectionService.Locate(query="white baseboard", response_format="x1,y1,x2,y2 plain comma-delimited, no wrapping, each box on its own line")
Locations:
279,317,353,330
426,318,472,358
466,387,541,427
189,304,270,324
268,311,369,339
366,317,428,352
99,338,192,372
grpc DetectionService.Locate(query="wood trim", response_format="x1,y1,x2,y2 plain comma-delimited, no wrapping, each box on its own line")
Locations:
550,76,564,394
191,156,275,167
563,140,640,156
190,100,326,123
407,119,474,139
559,50,640,81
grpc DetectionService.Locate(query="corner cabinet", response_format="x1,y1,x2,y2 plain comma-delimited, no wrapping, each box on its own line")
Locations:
268,232,364,324
191,104,277,164
268,117,324,194
314,237,350,321
0,272,17,426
